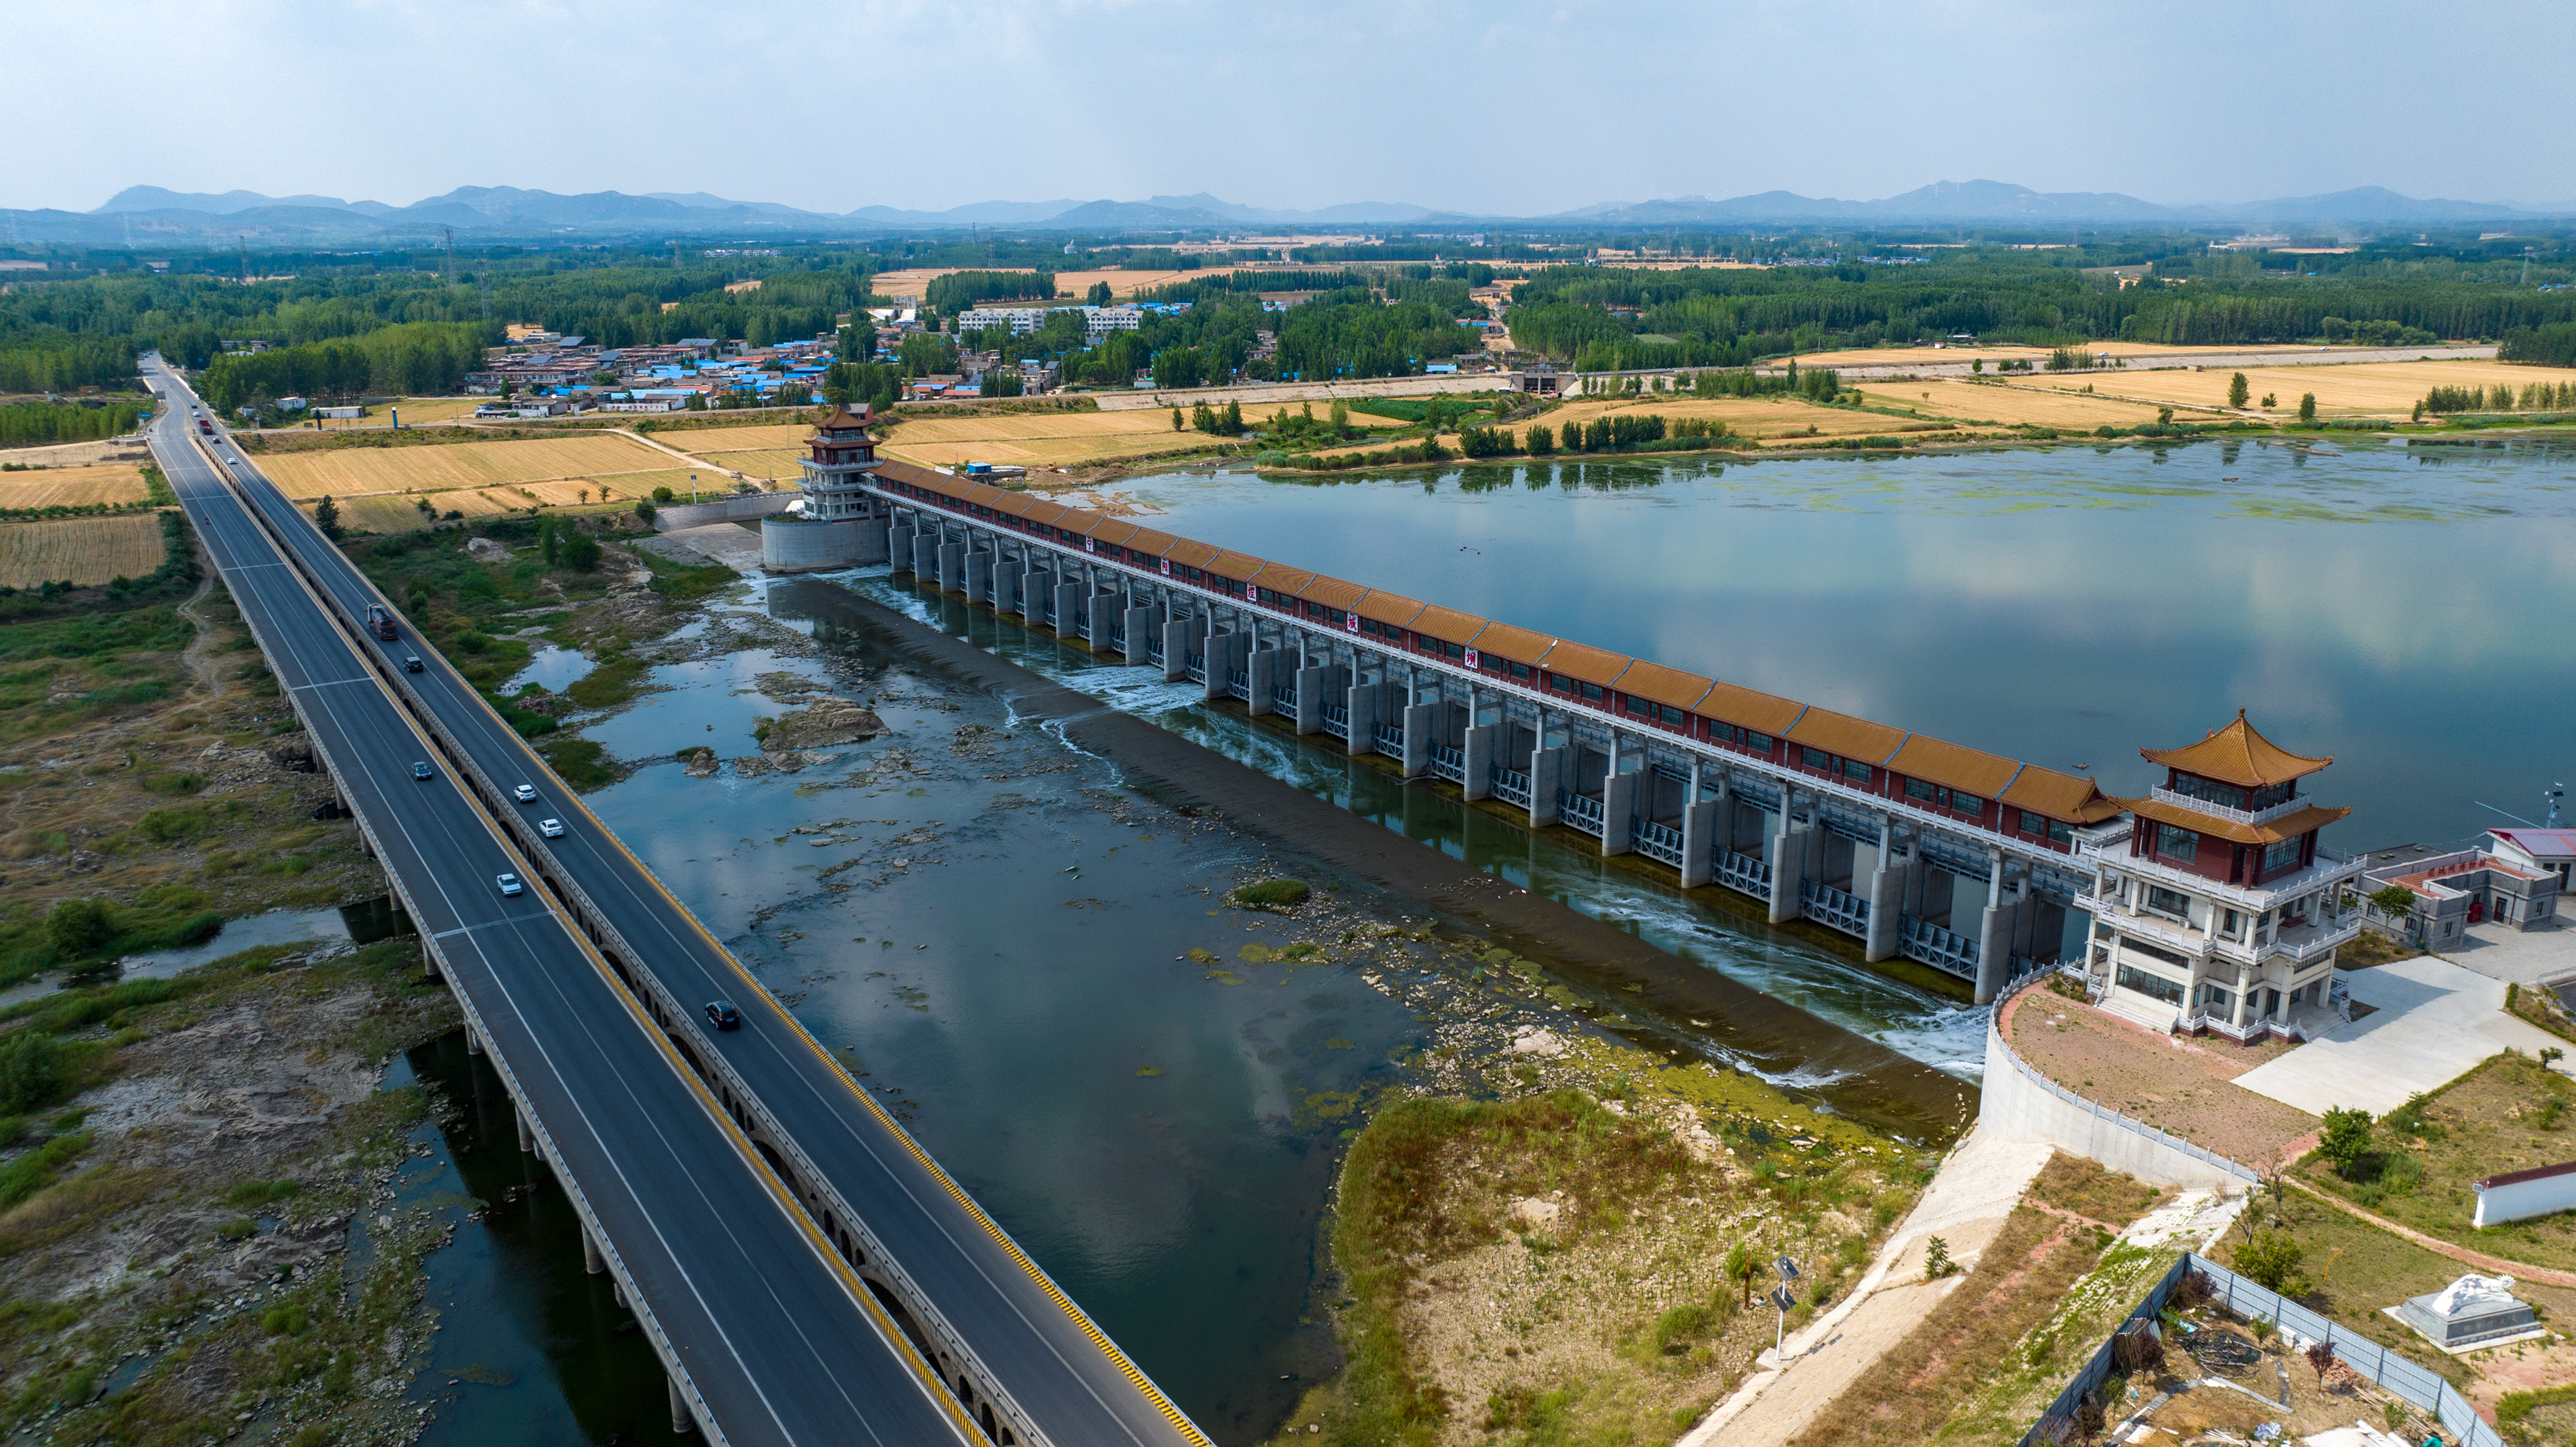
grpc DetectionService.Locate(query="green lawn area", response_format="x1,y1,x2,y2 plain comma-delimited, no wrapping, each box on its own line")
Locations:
2294,1051,2576,1272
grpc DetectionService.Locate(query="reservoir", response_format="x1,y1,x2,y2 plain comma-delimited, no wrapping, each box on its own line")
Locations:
517,435,2572,1443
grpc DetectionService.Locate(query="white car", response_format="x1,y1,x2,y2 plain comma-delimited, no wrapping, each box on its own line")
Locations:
496,873,525,896
538,818,564,839
512,784,538,803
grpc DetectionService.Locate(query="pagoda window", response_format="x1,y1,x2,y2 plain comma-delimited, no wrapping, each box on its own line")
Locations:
2250,781,2296,810
2167,773,2250,810
2117,964,2185,1006
2154,823,2200,862
2145,884,2192,919
2261,836,2303,874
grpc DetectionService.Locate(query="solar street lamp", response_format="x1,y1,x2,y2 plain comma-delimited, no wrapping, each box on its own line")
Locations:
1770,1257,1802,1356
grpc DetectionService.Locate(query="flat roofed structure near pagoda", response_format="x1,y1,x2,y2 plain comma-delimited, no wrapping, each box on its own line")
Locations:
2084,711,2364,1041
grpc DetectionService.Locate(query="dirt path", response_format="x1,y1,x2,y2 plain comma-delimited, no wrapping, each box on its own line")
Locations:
174,561,226,701
614,427,726,471
1680,1129,2056,1446
2283,1176,2576,1288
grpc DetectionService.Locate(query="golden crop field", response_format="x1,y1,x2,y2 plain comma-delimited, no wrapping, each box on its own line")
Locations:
258,433,672,498
332,493,441,533
2018,359,2576,419
868,265,1279,303
696,449,807,481
646,423,812,454
1499,394,1920,449
375,396,487,425
0,462,151,508
1865,380,2169,430
870,410,1221,469
0,514,166,587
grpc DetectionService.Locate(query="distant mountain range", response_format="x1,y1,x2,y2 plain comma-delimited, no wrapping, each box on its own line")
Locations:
0,180,2557,249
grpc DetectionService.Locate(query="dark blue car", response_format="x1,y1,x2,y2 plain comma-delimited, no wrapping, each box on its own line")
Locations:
705,1000,740,1031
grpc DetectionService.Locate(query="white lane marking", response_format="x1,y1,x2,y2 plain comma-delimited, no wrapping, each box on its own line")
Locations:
276,598,942,1445
428,913,556,941
290,677,375,693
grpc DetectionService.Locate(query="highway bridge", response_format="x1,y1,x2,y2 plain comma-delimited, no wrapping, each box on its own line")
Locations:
145,360,1207,1447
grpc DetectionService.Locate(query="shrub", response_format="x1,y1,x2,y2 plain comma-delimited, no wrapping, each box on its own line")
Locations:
2232,1230,2309,1295
2318,1106,2375,1179
43,898,115,957
0,1032,65,1114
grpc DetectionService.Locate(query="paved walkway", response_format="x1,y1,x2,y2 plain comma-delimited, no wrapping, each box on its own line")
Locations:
2234,955,2569,1116
1679,1129,2054,1447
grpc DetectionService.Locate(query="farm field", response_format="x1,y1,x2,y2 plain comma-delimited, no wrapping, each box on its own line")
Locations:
868,265,1297,303
2018,358,2576,419
0,462,151,508
257,433,672,498
696,449,806,482
376,396,486,425
872,410,1225,468
640,423,809,454
1494,394,1937,449
1783,340,2456,370
0,513,166,587
1863,379,2169,430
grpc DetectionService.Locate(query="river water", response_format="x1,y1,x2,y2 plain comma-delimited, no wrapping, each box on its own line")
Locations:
422,435,2576,1443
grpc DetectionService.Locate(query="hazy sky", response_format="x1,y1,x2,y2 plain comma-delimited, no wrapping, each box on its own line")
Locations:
12,0,2573,215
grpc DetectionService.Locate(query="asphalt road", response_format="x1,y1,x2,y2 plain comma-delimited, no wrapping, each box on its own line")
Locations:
143,370,973,1447
156,365,1206,1447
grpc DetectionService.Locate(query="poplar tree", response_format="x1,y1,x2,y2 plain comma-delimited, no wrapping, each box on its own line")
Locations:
2227,372,2250,408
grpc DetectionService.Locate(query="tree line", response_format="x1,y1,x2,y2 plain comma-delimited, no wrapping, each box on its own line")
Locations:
0,400,148,445
198,321,493,412
925,270,1058,314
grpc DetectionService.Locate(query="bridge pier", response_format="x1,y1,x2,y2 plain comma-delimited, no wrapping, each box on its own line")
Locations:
1601,738,1638,857
582,1223,605,1275
912,530,939,580
1295,663,1339,735
937,539,967,593
1019,565,1048,621
1247,645,1279,717
1053,581,1086,640
1400,700,1435,779
1462,721,1495,799
887,524,915,574
1679,770,1719,888
1974,852,2009,1003
465,1025,482,1056
515,1103,535,1153
1343,676,1378,755
1528,743,1563,827
1164,614,1201,682
1768,807,1810,924
669,1373,698,1436
964,547,991,602
1865,820,1909,961
1123,603,1156,665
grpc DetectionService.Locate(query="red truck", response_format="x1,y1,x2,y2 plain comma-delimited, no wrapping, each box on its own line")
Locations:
367,605,397,641
197,418,213,436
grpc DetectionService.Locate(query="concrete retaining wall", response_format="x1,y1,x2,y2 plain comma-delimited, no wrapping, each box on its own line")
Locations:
1978,978,2259,1190
2475,1166,2576,1227
653,492,800,531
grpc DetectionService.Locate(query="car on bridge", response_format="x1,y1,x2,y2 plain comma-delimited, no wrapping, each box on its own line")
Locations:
404,655,425,673
496,873,525,896
411,761,434,781
512,784,538,803
705,1000,741,1030
538,818,565,839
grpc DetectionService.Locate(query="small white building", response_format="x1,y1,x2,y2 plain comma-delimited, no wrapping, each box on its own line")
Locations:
1084,306,1143,336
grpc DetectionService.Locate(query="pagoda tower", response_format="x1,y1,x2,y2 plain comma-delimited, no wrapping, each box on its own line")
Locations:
760,405,889,571
2079,710,2365,1040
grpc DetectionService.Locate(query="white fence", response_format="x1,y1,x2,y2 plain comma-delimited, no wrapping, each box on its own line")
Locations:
2021,1252,2504,1447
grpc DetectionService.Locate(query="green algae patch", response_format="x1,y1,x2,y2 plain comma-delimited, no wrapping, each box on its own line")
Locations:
1135,1066,1164,1077
1230,878,1312,909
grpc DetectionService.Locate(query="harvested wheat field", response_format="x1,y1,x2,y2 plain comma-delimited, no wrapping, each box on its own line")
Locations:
1501,395,1927,449
258,433,672,498
331,493,441,534
0,462,151,508
1868,380,2169,430
643,424,811,454
873,410,1222,468
2020,358,2576,420
695,449,808,483
0,514,166,587
870,266,1270,303
1783,340,2400,370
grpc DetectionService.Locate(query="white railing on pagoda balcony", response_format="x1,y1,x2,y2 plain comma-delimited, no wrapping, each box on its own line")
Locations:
2148,786,2315,828
2076,894,2360,969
